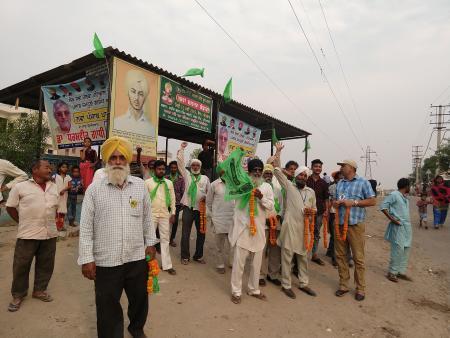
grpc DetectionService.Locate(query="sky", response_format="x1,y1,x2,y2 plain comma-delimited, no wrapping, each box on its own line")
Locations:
1,0,450,188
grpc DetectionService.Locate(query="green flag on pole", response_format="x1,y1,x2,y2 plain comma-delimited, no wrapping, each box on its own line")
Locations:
93,33,105,59
182,68,204,78
272,129,279,145
223,78,232,103
303,139,311,153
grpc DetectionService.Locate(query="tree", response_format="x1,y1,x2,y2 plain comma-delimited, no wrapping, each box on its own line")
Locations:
0,113,50,173
420,141,450,180
190,148,202,160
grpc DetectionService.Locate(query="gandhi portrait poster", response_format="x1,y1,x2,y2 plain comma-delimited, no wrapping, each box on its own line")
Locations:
110,57,160,158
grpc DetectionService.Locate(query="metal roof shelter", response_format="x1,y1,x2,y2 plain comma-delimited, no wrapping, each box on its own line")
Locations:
0,47,310,160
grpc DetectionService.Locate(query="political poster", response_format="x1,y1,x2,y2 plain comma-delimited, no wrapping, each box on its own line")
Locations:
159,76,212,132
217,112,261,167
41,74,109,149
110,57,159,158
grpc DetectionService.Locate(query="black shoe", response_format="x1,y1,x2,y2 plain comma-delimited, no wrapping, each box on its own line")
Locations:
128,329,147,338
281,287,296,299
355,293,365,301
267,276,281,286
259,278,266,286
331,258,338,267
299,286,317,297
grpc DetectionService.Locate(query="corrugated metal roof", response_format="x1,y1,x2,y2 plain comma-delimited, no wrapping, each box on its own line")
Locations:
0,47,310,143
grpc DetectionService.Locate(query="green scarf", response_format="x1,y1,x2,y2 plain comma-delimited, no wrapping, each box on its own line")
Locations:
269,182,281,214
150,176,171,208
169,172,179,184
187,173,201,208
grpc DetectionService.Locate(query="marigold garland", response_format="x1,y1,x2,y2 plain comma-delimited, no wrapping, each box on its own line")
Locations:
268,215,278,246
146,256,160,294
322,213,329,248
249,189,257,236
199,199,207,234
303,208,316,251
335,206,351,241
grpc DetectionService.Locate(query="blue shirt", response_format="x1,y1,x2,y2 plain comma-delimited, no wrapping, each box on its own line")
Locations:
380,191,412,247
69,177,82,196
335,175,375,225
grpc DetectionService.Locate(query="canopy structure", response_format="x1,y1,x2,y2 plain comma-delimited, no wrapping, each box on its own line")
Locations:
0,47,310,160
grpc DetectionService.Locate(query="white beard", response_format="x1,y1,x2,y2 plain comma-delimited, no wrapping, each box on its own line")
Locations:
191,168,201,175
251,175,263,187
105,164,130,186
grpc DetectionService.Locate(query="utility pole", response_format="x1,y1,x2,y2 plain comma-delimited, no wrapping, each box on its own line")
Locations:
430,104,450,174
412,146,423,188
360,146,377,179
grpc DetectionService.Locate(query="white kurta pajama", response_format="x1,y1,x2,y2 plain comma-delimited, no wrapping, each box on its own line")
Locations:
273,168,316,289
145,177,176,271
229,182,274,297
206,179,235,268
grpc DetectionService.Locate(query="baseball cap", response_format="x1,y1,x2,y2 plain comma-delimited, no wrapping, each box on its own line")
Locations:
337,160,358,169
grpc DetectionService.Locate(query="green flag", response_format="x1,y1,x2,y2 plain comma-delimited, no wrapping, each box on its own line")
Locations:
217,148,253,201
272,129,279,145
182,68,204,77
93,33,105,59
303,139,311,153
223,78,232,103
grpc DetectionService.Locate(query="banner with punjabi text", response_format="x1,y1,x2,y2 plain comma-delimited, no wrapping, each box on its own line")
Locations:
41,75,109,149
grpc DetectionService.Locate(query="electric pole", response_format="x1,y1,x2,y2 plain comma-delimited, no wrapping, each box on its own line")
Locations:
360,146,377,179
412,146,423,188
430,104,450,174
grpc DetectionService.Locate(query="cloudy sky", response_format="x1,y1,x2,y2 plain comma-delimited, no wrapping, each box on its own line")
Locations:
1,0,450,188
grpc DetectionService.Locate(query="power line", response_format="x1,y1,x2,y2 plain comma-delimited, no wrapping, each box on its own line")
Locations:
192,0,350,156
317,0,369,144
287,0,365,153
431,83,450,105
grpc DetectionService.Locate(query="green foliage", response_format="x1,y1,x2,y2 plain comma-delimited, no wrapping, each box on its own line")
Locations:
419,141,450,182
0,113,50,173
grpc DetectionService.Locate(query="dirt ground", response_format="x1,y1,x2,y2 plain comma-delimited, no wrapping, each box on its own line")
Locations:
0,197,449,338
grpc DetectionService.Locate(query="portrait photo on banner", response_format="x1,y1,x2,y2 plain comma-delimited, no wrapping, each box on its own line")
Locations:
41,75,109,149
110,57,160,158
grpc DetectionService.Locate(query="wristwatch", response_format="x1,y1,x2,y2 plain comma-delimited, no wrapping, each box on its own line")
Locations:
353,200,359,207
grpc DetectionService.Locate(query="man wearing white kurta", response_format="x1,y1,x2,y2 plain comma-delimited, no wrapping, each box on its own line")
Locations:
268,142,317,299
206,174,235,274
145,160,177,275
229,159,274,304
259,164,284,286
177,142,210,264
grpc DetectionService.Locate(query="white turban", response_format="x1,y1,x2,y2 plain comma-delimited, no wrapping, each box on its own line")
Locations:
295,165,311,178
190,159,202,167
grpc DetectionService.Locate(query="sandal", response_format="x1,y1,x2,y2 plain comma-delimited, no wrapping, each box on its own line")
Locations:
193,258,206,264
248,292,267,301
335,289,349,297
231,295,241,304
8,298,23,312
181,259,189,265
32,292,53,302
386,273,398,283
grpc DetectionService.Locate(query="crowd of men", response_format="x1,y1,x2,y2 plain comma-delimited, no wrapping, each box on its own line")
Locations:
1,136,426,338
